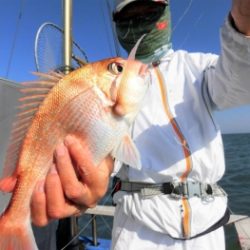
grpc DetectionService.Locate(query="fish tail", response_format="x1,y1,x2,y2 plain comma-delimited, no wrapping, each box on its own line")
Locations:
0,214,38,250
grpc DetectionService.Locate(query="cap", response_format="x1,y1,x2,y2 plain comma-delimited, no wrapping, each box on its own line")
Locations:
115,0,168,13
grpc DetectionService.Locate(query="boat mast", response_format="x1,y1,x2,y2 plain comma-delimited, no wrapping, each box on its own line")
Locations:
57,1,81,250
65,0,80,247
63,0,72,74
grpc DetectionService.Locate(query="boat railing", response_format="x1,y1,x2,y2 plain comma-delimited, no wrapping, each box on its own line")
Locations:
85,205,250,250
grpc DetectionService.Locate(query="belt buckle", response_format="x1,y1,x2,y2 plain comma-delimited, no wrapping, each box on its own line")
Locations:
169,182,185,199
169,181,203,199
169,181,218,200
186,181,202,198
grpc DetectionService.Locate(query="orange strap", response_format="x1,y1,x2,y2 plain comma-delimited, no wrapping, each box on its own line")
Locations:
153,66,192,238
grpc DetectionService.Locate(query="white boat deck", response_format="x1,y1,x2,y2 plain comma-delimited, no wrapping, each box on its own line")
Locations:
227,214,250,250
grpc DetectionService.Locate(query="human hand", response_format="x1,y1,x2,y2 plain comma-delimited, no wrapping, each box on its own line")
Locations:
31,135,114,226
231,0,250,36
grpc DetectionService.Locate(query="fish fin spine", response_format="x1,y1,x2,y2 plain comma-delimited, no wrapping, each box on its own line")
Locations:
112,133,141,169
1,70,64,180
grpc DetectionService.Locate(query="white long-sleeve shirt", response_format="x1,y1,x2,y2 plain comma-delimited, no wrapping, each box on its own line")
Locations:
113,17,250,239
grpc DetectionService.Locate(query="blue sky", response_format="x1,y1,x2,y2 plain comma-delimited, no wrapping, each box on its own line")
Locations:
0,0,249,133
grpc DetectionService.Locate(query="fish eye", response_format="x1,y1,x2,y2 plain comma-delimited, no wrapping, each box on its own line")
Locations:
108,62,123,75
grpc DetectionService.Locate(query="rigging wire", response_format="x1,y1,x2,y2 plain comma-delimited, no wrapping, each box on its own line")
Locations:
100,214,113,232
5,0,27,78
105,0,122,57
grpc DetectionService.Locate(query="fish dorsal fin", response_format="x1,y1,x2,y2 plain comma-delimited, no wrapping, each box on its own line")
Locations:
1,71,64,179
111,133,141,170
128,34,146,60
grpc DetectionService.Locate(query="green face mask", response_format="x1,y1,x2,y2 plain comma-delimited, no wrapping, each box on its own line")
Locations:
115,5,172,64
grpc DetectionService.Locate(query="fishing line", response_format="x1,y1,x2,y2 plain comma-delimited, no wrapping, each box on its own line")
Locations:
61,180,119,250
172,0,194,33
101,0,116,57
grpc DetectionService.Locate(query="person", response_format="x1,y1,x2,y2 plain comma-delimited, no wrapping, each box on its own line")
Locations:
30,0,250,249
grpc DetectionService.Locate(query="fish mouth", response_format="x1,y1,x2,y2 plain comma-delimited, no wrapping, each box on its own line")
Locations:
113,61,150,117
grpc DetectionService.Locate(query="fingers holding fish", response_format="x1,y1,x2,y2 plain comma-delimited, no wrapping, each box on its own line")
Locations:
61,135,114,207
63,135,94,180
31,163,85,226
31,180,48,226
44,163,85,220
31,135,113,226
53,136,92,207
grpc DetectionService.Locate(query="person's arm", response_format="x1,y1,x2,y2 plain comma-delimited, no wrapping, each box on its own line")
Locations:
231,0,250,36
204,1,250,111
31,135,114,226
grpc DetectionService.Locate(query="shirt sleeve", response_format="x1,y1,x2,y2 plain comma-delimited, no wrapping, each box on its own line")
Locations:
206,15,250,110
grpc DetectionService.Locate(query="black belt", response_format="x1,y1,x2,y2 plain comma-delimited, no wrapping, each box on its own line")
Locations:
111,178,230,240
117,180,226,199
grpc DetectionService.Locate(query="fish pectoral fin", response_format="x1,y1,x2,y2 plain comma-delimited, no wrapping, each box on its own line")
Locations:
0,175,17,193
112,134,141,169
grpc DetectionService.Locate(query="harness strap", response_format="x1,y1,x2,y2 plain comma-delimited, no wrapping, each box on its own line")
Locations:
118,180,227,200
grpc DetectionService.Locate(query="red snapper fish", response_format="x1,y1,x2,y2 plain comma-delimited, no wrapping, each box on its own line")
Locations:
0,52,149,249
